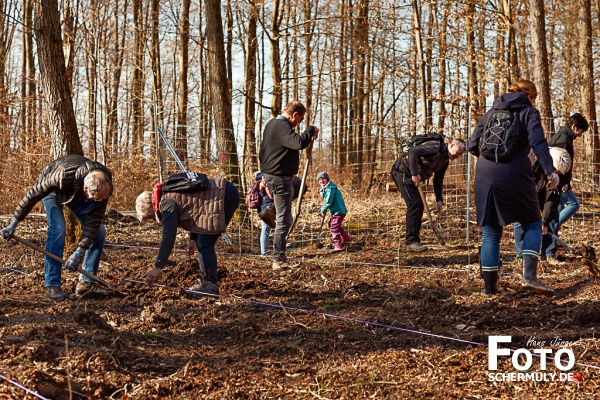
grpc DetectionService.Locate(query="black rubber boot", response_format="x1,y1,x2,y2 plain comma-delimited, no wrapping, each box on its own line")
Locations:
482,270,498,295
521,254,554,295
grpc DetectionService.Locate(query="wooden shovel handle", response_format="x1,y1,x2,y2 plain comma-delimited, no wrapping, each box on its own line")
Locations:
416,185,446,246
11,235,114,290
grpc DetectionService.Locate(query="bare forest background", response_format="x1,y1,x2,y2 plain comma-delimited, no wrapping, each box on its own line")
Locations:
0,0,599,228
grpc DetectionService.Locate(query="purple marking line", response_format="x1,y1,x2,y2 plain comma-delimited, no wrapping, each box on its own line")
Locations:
0,373,50,400
108,251,600,371
1,266,27,275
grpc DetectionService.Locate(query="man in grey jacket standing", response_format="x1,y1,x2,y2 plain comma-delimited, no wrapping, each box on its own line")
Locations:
259,101,319,269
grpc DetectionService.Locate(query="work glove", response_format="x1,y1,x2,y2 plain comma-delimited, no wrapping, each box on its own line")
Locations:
546,171,559,191
1,217,19,240
64,249,83,271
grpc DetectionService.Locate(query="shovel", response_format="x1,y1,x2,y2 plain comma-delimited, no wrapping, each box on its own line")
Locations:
548,233,571,252
315,214,326,248
11,234,115,291
417,184,446,246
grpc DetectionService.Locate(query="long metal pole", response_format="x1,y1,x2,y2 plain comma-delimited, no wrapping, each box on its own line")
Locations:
157,126,187,173
466,105,472,244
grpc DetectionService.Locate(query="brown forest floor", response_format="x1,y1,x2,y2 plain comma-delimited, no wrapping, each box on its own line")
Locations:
1,215,600,399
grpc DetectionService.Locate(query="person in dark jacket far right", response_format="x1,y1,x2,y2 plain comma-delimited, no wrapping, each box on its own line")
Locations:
258,100,319,270
467,79,559,296
542,113,589,263
0,155,113,301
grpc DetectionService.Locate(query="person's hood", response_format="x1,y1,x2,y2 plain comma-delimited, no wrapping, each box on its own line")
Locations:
492,92,532,110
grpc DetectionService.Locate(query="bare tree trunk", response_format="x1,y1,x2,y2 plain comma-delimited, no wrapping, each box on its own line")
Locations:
337,0,348,168
205,0,240,183
226,0,233,93
131,0,146,157
176,0,191,163
33,0,82,157
197,5,211,164
528,0,553,135
465,0,480,120
352,0,368,186
411,0,427,133
84,1,99,159
578,0,599,174
269,0,282,118
303,0,314,163
498,0,519,84
61,0,77,92
105,0,127,162
22,0,36,146
436,0,450,129
149,0,164,179
244,0,259,176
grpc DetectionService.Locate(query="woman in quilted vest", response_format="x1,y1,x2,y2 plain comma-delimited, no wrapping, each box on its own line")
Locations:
135,177,239,296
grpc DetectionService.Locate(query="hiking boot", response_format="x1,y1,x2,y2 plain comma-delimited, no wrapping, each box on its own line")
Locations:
45,286,69,301
272,258,299,271
521,254,554,295
75,280,94,296
407,242,428,252
544,256,565,266
187,280,220,297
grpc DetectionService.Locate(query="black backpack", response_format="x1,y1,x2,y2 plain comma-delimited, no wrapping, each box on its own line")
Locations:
162,172,209,193
400,133,444,157
479,109,525,163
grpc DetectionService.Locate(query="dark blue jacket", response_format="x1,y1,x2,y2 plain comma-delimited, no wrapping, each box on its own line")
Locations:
467,92,555,226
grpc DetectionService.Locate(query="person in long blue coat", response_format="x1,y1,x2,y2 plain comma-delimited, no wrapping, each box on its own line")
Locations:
467,79,559,296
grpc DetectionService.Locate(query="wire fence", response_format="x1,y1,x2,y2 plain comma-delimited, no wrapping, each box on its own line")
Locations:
0,115,598,253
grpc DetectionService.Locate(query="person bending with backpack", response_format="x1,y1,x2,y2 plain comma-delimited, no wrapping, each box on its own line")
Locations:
135,175,239,296
467,79,559,296
391,137,465,252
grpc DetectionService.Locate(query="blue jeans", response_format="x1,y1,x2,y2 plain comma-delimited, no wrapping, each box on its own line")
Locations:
500,221,542,267
263,174,294,261
196,181,239,284
260,222,271,255
42,192,106,287
557,189,579,226
541,217,559,257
